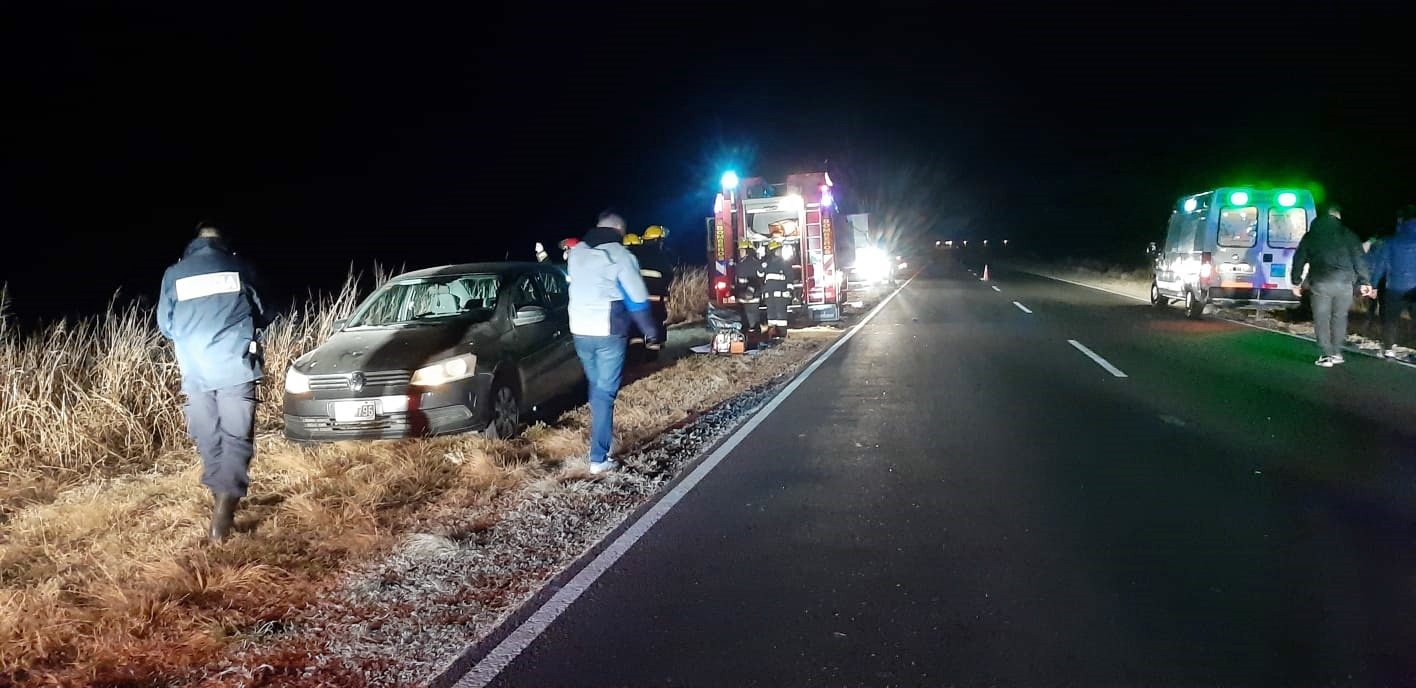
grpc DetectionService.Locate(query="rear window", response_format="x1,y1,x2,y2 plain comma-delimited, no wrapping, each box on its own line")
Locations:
1218,207,1257,248
1268,207,1307,248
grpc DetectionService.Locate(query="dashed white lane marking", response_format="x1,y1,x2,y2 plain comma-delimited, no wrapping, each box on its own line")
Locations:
991,285,1001,292
1013,301,1032,314
1068,339,1128,378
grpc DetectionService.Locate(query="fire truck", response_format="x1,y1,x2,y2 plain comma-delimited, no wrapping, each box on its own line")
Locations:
706,170,852,322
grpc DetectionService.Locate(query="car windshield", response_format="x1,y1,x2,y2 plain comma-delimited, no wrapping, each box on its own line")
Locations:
347,273,502,327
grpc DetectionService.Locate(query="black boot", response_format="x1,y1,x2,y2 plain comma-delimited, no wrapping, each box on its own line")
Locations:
209,493,240,543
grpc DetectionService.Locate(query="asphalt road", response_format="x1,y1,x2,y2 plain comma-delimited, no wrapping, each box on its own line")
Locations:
475,257,1416,687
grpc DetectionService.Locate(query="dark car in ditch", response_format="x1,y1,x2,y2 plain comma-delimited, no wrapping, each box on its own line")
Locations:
282,262,581,441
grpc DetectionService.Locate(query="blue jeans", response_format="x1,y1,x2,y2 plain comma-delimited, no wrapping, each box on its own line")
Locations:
573,335,627,463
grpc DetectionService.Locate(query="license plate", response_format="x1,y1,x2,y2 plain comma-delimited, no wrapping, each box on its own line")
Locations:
1270,264,1287,277
332,400,378,422
1222,263,1254,274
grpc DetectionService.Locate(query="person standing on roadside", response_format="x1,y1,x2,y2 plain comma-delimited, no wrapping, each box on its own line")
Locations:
566,211,661,474
1291,203,1372,367
1367,204,1416,359
157,223,270,542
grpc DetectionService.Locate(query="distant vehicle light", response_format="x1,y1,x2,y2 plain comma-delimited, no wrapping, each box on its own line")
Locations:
721,171,739,190
1229,190,1250,206
1183,198,1198,212
1277,191,1298,207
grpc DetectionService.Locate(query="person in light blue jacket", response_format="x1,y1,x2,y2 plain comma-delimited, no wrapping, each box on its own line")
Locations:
157,223,270,542
566,212,661,474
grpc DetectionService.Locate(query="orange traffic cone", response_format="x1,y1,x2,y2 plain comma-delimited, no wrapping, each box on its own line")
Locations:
981,264,990,281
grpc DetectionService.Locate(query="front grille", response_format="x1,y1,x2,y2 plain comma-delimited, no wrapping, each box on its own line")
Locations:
299,414,412,434
307,370,412,391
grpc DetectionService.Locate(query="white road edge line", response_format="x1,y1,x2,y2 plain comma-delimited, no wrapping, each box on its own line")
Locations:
1068,339,1128,378
991,285,1001,292
452,276,917,688
1027,271,1416,370
1013,301,1032,314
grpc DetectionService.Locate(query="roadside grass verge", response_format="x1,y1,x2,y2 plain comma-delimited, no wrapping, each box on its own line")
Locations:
666,266,708,325
0,268,841,685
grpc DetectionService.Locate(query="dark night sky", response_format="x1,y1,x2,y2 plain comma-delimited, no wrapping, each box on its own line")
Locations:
3,3,1415,322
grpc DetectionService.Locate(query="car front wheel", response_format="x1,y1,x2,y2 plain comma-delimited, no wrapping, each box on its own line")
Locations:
484,380,521,440
1150,282,1168,308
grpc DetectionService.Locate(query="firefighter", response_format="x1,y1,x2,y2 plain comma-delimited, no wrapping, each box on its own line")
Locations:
735,239,764,334
762,240,792,339
559,237,580,261
634,226,673,337
534,242,550,263
556,238,580,281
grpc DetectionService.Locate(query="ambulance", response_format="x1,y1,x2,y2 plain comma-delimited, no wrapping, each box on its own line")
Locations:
1148,187,1315,318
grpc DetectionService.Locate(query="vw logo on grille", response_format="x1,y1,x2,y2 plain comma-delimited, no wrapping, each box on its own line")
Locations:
349,372,366,392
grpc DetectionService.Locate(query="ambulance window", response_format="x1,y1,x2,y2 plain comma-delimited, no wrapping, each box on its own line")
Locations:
1268,207,1307,248
1218,207,1258,248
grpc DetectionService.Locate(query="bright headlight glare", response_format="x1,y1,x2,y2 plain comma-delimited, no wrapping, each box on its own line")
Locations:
411,354,477,387
284,367,310,394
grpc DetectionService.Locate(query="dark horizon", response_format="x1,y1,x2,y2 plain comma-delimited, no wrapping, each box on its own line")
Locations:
4,3,1415,323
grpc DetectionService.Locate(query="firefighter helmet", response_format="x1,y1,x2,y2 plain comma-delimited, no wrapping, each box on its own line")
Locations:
623,233,643,246
737,239,753,250
643,225,666,241
768,240,782,250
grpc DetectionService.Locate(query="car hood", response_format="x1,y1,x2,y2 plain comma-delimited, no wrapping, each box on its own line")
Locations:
294,321,498,375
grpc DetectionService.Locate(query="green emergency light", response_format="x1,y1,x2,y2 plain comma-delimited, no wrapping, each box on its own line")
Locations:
1276,191,1298,207
1228,190,1250,206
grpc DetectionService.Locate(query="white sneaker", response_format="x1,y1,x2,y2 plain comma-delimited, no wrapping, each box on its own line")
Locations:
1330,354,1346,364
1315,356,1335,368
589,459,619,475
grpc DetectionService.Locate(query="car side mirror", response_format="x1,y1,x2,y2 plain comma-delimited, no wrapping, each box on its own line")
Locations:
512,305,546,326
1146,242,1158,256
331,318,348,331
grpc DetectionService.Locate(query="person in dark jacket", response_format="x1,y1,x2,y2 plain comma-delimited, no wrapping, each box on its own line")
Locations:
734,239,764,334
761,241,792,339
157,224,270,542
1368,205,1416,358
1291,204,1372,367
627,225,674,350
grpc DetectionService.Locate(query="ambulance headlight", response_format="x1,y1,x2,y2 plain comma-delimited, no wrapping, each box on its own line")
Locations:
411,354,478,387
284,367,310,395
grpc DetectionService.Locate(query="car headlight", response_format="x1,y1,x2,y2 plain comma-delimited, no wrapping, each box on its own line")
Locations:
410,354,478,387
285,367,310,394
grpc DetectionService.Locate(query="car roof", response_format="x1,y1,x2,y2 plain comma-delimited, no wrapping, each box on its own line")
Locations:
390,261,548,282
